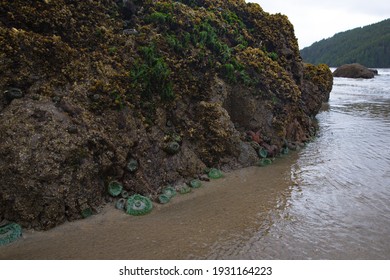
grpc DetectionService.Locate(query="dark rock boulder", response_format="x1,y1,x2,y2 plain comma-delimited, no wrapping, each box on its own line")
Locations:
333,63,376,79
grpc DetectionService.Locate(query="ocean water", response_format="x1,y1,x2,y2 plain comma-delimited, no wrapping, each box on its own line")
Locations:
222,68,390,259
1,69,390,260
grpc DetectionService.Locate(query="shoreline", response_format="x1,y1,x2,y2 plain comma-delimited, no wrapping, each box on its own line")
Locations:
0,152,299,260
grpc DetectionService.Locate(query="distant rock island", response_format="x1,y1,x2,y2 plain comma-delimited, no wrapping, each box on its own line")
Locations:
301,18,390,68
333,63,377,79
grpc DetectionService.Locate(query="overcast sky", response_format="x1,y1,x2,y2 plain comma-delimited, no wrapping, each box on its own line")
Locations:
250,0,390,49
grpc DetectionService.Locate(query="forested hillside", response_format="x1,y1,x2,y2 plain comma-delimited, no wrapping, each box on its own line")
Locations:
300,18,390,67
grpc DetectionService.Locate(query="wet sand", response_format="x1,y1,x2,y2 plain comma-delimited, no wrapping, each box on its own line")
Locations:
0,156,297,260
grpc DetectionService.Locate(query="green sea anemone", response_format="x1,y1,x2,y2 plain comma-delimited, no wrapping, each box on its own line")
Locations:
115,198,127,210
258,147,268,158
121,190,129,199
164,141,180,155
162,186,177,198
127,158,139,172
281,147,289,155
178,184,191,194
189,179,202,188
258,158,272,167
108,181,123,197
126,194,153,216
208,168,223,179
0,223,22,246
158,194,170,204
81,207,93,219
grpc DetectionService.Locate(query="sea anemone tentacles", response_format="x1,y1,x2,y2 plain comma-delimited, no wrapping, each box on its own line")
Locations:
126,194,153,216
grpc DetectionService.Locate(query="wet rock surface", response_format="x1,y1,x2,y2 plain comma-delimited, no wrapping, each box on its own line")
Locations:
0,0,333,230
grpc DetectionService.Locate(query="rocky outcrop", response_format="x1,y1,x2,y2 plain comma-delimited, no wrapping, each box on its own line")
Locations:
0,0,333,230
301,63,333,117
333,63,376,79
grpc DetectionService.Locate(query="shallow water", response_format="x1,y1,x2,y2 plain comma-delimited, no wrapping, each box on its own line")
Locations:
1,70,390,260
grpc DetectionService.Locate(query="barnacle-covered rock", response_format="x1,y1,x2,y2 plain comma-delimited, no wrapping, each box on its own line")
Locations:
208,168,223,179
0,223,22,246
126,194,153,216
108,181,123,197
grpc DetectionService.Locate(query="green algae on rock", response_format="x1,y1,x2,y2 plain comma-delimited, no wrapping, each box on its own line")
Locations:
126,195,153,216
0,223,22,246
